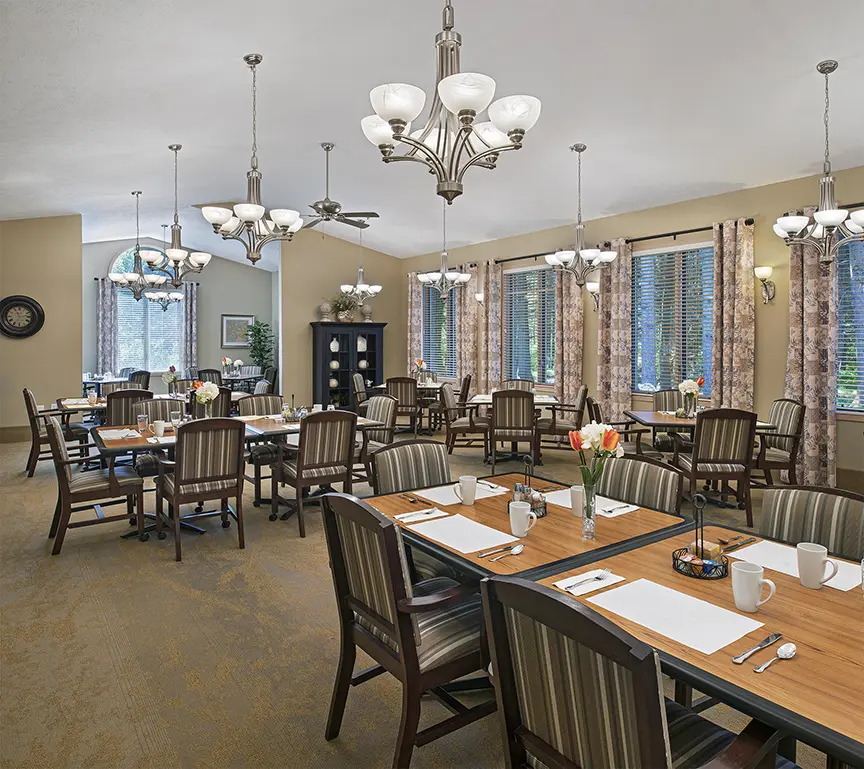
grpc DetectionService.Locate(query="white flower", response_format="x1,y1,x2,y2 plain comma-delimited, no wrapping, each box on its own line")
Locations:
614,444,625,458
196,381,220,403
678,379,699,396
233,359,243,368
579,421,612,450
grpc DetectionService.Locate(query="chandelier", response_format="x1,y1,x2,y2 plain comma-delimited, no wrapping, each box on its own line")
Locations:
109,191,170,300
360,0,541,204
143,225,184,310
417,203,470,297
773,60,864,263
340,230,382,304
201,54,302,264
544,144,617,287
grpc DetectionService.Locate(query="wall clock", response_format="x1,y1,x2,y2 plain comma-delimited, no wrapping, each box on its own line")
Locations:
0,295,46,339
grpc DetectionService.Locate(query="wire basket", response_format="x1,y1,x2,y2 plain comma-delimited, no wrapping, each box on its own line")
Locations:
672,548,729,580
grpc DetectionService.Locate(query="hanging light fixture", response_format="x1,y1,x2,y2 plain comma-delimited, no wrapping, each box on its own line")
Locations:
544,143,617,287
417,202,470,297
201,54,302,264
773,60,864,263
144,225,184,311
340,229,383,303
109,191,169,300
360,0,541,204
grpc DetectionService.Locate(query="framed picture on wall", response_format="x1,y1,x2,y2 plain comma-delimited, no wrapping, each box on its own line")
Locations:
221,314,255,348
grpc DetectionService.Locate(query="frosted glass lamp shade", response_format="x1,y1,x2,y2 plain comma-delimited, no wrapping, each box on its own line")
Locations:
813,209,848,227
427,272,442,282
144,274,161,285
488,95,541,134
152,276,168,286
437,73,496,114
144,292,158,301
585,281,600,294
188,252,212,267
369,285,382,294
416,274,432,283
598,250,618,263
850,210,864,227
166,248,187,263
109,273,125,283
846,220,864,234
370,83,426,122
457,273,471,283
202,206,233,225
234,204,265,222
410,128,453,153
773,223,789,238
168,292,184,301
355,283,370,293
473,121,510,149
580,248,601,261
288,218,304,233
777,215,810,234
361,115,399,146
754,266,773,280
555,249,576,266
809,224,825,239
271,209,300,228
220,216,240,233
444,271,461,282
544,253,560,266
124,272,139,283
140,249,161,264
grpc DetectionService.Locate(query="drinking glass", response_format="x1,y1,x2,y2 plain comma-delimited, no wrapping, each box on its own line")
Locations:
136,414,147,433
170,410,182,429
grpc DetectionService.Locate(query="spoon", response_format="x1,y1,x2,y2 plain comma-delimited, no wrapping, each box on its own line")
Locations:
753,642,797,673
489,544,525,562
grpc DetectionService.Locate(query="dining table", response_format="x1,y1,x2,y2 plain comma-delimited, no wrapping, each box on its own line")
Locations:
81,376,128,396
538,525,864,766
624,409,778,431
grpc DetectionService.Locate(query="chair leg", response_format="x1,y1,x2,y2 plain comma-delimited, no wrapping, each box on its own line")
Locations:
172,501,182,562
270,467,280,521
235,493,245,549
789,464,798,485
136,488,148,542
742,479,753,528
393,683,422,769
446,431,455,454
764,468,774,486
325,635,356,741
51,499,74,555
155,491,165,540
253,463,262,506
220,497,230,528
26,440,38,477
297,488,306,538
48,494,62,539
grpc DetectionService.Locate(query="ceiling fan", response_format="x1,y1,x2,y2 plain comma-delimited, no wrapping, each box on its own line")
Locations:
303,142,379,230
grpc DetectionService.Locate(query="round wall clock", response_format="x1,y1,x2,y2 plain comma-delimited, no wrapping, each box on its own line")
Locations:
0,295,46,339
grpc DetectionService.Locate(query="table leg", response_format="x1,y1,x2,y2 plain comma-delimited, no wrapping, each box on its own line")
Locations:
778,736,796,763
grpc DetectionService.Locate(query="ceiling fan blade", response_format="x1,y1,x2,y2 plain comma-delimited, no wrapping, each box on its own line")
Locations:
338,217,371,229
339,211,379,219
302,218,323,229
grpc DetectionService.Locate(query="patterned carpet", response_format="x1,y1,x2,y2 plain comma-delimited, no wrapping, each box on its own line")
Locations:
0,435,823,768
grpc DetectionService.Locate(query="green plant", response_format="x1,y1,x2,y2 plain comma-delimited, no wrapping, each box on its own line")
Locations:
246,321,274,368
329,293,358,315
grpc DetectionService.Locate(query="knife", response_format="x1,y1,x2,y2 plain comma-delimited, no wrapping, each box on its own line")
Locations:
722,537,757,553
732,633,782,664
478,544,512,559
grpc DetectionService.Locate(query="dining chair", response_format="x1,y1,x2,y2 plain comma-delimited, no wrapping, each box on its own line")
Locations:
535,383,588,451
502,379,534,391
429,374,472,431
100,381,140,396
190,386,232,419
128,370,151,389
252,379,271,395
118,367,134,378
22,389,88,477
481,575,796,769
586,396,662,459
352,372,370,416
197,368,223,386
262,366,278,388
386,377,422,436
45,416,146,553
596,454,685,516
440,382,489,456
321,492,493,769
753,398,805,486
354,394,397,482
104,389,151,427
131,399,184,478
237,393,283,505
153,418,246,561
169,378,195,395
239,365,263,377
761,486,864,561
652,388,685,452
270,410,357,535
671,408,757,526
489,389,537,473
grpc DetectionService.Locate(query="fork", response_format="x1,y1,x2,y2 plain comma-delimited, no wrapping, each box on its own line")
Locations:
399,494,422,504
565,569,612,592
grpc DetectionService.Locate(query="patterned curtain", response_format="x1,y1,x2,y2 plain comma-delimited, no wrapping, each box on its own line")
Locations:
711,219,755,410
183,282,198,371
555,270,584,404
477,261,502,393
455,264,478,394
784,207,837,487
596,238,632,420
96,278,118,374
407,273,423,373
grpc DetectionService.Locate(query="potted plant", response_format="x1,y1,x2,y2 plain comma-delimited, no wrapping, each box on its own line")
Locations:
246,321,274,368
329,293,358,322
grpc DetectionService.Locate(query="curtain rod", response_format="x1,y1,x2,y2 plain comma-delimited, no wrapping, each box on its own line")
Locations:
93,277,200,285
625,218,755,244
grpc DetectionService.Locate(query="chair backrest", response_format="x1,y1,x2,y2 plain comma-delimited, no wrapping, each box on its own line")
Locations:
692,408,756,466
386,377,418,409
198,368,223,385
482,576,671,769
129,370,151,389
22,388,43,439
596,455,684,516
298,410,357,471
503,379,534,391
101,381,142,396
439,382,459,423
105,389,151,426
458,373,472,405
363,395,398,445
253,379,272,395
761,486,864,561
191,386,232,419
262,366,277,386
118,367,134,378
239,365,262,377
492,389,535,435
186,366,198,380
352,373,368,407
586,396,602,423
173,418,246,496
371,440,451,496
171,378,195,394
764,398,805,455
653,389,682,412
237,394,283,417
571,384,589,426
136,398,180,423
45,416,74,485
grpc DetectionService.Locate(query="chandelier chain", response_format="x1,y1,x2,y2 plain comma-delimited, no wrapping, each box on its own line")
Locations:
173,148,179,218
250,60,258,170
823,69,831,175
577,150,582,224
134,191,140,249
442,200,448,254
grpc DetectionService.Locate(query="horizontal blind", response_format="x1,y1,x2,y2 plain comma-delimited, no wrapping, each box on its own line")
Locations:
116,290,147,371
116,290,184,372
837,239,864,411
421,285,457,377
503,267,556,384
631,246,714,395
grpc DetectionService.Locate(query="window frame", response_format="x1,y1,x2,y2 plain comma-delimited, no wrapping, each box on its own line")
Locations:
420,283,458,379
836,237,864,413
502,264,557,386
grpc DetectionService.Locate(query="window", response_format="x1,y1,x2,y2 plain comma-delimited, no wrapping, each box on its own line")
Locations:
837,238,864,411
631,245,714,395
421,285,457,377
503,267,556,384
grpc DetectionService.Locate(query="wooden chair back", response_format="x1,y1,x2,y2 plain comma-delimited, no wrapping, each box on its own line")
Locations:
458,373,472,403
237,394,282,417
297,410,357,474
191,386,232,419
371,439,450,496
652,389,683,411
262,366,278,386
136,398,180,423
386,377,418,410
596,455,684,516
692,408,756,466
239,365,262,377
170,378,195,395
586,395,602,423
253,380,271,395
105,389,151,426
503,379,534,392
22,388,44,442
439,382,460,425
763,398,805,456
352,373,368,408
173,418,245,496
197,368,223,385
363,395,397,445
100,381,140,396
129,370,151,389
45,416,74,487
492,389,535,439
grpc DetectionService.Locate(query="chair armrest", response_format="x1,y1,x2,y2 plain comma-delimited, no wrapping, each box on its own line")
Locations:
699,719,781,769
607,419,636,429
756,431,798,439
397,585,477,615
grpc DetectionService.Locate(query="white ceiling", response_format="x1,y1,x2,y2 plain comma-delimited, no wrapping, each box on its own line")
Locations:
1,0,863,270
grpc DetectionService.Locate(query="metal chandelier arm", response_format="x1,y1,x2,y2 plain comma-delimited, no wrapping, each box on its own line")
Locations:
456,142,520,183
390,133,448,182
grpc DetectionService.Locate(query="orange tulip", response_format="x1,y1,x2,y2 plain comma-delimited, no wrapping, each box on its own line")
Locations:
568,430,584,451
600,429,621,452
192,380,203,389
696,375,705,387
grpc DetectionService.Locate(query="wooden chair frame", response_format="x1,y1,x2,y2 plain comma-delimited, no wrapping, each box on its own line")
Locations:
197,368,223,386
369,439,451,497
23,389,87,477
352,372,370,415
441,382,490,456
586,396,658,457
752,399,805,487
489,390,537,473
354,394,398,483
236,393,283,506
535,385,588,452
386,377,422,436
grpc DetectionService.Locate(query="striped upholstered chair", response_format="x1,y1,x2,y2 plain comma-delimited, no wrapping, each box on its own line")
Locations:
352,373,370,416
190,386,232,419
535,383,588,451
671,409,757,526
128,370,151,389
441,382,489,456
132,399,184,478
321,493,493,769
104,389,151,426
252,379,271,395
596,455,685,516
502,378,534,391
153,418,246,561
100,381,140,396
489,389,537,472
753,398,805,486
236,394,283,505
761,486,864,561
169,378,195,395
386,377,422,435
482,576,797,769
354,395,398,480
652,388,685,452
197,368,223,385
22,389,88,477
586,397,662,459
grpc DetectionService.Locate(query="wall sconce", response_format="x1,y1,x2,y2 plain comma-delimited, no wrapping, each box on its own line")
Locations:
585,281,600,312
474,291,485,305
754,266,775,304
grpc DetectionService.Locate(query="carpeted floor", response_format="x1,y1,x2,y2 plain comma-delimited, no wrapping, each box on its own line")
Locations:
0,434,824,768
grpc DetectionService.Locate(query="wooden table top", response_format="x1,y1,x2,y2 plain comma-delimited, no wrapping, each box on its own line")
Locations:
624,410,776,430
241,415,383,437
372,382,443,390
539,526,864,758
58,398,107,411
366,472,687,579
471,393,560,405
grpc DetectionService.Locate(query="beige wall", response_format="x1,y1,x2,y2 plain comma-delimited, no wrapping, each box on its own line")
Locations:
280,230,406,405
400,166,864,474
0,215,83,436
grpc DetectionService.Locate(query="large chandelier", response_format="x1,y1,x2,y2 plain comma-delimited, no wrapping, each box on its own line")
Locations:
340,230,382,303
201,54,303,264
109,191,170,301
773,60,864,263
360,0,541,204
544,144,617,286
417,203,470,297
144,225,184,311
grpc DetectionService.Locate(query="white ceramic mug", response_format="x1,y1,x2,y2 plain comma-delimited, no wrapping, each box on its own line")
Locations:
796,542,838,589
509,501,537,538
149,420,167,438
312,404,323,412
453,476,477,505
731,562,776,613
569,485,584,518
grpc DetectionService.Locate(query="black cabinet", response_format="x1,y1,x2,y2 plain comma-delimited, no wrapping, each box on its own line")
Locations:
311,322,386,408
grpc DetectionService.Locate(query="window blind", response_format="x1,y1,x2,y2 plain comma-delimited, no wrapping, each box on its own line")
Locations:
631,246,714,395
116,291,184,372
421,285,457,377
837,238,864,411
503,267,556,384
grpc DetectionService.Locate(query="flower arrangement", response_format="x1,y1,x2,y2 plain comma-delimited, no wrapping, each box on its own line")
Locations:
161,365,178,386
221,356,232,367
233,359,243,370
413,358,426,372
192,380,220,417
568,422,624,539
678,375,705,417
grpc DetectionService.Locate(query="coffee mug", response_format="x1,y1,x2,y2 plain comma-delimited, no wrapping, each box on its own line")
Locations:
731,561,776,613
453,476,477,506
509,501,537,538
149,420,167,438
796,542,838,589
312,404,323,412
87,392,98,405
569,485,584,518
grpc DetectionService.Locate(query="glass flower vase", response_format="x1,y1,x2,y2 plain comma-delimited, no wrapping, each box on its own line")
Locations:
580,466,597,540
203,401,213,419
684,392,697,418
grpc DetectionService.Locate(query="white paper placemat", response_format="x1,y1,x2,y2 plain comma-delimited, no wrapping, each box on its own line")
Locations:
100,429,141,440
587,579,764,654
729,540,861,592
554,569,626,596
408,514,517,554
146,436,175,444
235,415,266,422
543,489,638,517
395,508,449,524
414,482,508,507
